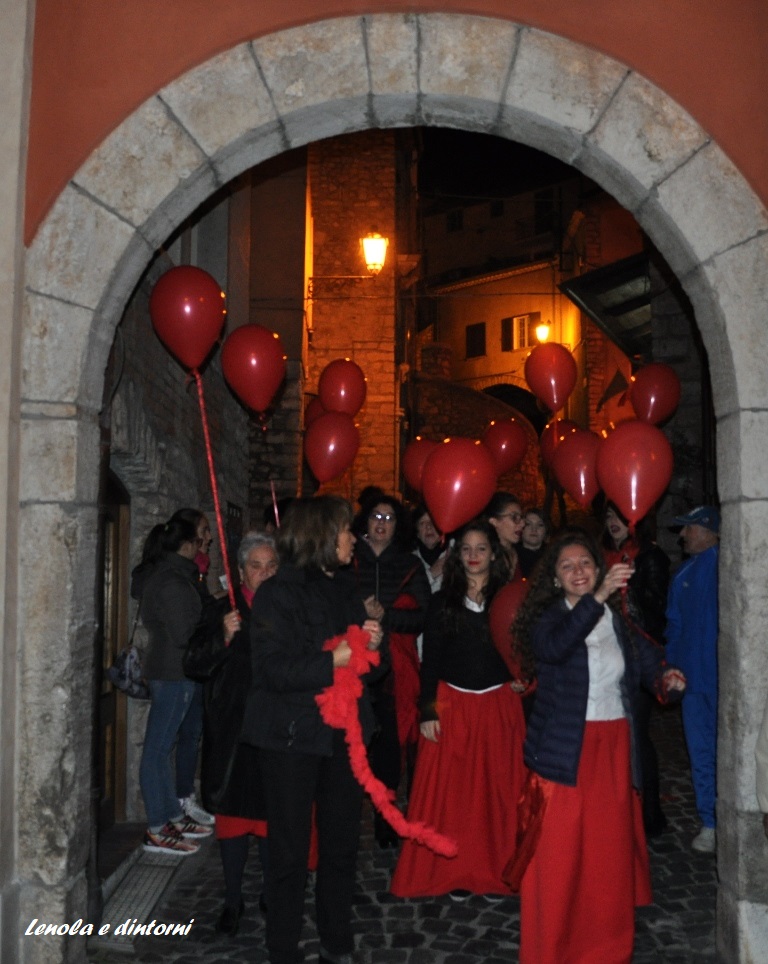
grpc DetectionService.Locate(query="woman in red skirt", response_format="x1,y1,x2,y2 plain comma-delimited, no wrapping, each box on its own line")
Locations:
391,518,527,900
510,530,685,963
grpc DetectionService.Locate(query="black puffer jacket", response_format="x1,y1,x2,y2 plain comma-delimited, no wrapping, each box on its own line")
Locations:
341,538,431,636
240,563,375,756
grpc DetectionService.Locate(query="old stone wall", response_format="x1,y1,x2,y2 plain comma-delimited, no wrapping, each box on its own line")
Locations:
306,132,399,500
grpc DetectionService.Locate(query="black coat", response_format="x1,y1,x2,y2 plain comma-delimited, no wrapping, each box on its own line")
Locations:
201,588,265,819
240,563,376,756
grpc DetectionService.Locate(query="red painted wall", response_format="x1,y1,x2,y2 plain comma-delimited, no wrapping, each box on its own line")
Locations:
26,0,768,243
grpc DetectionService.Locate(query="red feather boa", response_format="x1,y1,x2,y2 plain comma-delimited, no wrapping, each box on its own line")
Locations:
316,625,458,858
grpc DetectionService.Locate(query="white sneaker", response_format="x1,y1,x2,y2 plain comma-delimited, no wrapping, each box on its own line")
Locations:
691,827,716,853
179,795,215,826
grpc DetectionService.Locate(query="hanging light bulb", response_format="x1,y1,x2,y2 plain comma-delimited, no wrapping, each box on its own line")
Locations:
361,232,389,275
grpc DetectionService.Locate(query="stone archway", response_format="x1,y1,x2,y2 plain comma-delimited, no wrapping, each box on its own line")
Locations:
19,13,768,960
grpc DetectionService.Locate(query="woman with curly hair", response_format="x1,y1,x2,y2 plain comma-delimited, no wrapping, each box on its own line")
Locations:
391,518,527,901
510,529,685,964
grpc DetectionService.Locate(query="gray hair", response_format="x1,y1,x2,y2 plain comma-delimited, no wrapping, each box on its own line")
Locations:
237,531,278,569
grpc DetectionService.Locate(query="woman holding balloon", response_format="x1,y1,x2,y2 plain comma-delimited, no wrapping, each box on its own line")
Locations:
509,529,685,964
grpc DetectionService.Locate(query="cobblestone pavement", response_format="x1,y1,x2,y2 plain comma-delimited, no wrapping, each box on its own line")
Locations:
89,704,717,963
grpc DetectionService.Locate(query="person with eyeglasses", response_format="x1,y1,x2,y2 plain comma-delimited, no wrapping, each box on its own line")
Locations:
342,493,431,848
485,492,526,580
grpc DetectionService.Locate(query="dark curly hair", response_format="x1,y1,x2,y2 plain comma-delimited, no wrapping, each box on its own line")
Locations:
512,528,611,679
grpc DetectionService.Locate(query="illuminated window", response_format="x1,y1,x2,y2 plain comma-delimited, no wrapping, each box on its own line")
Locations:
501,312,541,351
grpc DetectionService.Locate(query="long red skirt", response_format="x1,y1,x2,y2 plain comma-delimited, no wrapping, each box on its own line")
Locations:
520,719,652,964
390,681,526,897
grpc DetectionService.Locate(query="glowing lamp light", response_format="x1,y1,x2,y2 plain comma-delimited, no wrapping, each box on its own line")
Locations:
361,232,389,275
535,320,551,343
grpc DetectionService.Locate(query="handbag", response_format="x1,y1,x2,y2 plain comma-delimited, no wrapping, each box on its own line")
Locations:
107,645,150,700
183,596,230,682
106,600,150,699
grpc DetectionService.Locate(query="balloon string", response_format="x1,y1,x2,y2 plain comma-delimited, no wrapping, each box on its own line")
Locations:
192,369,236,611
270,479,281,529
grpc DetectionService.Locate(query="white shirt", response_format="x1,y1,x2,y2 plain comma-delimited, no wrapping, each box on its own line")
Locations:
579,605,626,721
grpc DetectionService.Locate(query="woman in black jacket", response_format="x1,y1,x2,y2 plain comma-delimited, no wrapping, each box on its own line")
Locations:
511,530,684,964
201,532,278,936
240,496,383,964
345,493,431,848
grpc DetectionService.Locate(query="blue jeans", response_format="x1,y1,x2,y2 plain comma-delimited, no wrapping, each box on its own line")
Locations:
140,679,199,829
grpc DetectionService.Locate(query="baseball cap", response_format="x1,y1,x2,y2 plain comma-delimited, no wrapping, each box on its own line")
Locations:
672,505,720,533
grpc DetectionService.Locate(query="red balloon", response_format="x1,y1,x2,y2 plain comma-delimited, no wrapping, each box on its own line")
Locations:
629,363,681,425
221,325,287,412
540,419,579,468
524,343,578,411
551,429,602,508
318,359,367,416
489,580,530,678
402,437,438,492
422,438,498,533
482,419,528,475
595,420,673,525
304,412,360,483
150,266,226,369
304,396,326,428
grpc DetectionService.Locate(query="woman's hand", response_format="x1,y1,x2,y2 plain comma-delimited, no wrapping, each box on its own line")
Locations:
332,638,352,668
363,595,385,621
510,679,529,694
594,563,633,603
223,609,241,643
363,619,384,650
420,719,441,742
662,667,686,692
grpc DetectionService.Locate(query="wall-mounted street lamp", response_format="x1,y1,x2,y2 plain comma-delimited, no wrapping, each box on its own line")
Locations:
306,231,390,300
535,319,551,343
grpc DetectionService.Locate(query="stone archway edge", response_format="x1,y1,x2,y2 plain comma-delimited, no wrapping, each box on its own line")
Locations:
17,13,768,962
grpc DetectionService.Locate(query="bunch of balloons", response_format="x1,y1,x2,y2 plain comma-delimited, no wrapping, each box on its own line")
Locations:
149,265,288,606
402,417,529,534
304,359,367,483
541,362,681,524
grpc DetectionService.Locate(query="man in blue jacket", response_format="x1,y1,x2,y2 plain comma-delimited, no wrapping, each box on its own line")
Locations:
666,505,720,853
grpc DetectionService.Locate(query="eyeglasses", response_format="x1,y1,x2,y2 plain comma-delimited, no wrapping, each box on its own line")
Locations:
496,512,523,523
372,512,395,522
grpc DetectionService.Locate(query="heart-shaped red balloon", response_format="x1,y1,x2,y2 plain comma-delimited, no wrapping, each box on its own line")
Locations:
150,266,226,370
524,343,577,411
488,580,530,677
629,363,681,425
318,359,367,416
304,412,360,483
422,438,498,533
221,324,287,412
402,437,438,492
482,419,528,475
540,419,579,468
595,420,673,524
551,428,602,508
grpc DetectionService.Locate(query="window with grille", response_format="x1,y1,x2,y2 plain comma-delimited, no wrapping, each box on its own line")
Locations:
501,312,541,351
466,322,486,358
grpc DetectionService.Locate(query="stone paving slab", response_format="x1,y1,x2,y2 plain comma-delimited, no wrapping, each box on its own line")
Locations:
88,704,716,962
